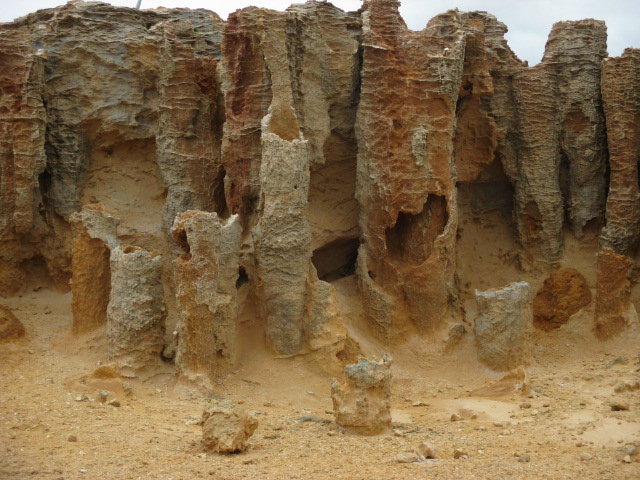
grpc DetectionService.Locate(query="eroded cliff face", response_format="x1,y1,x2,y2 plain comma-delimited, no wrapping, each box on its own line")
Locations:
1,0,638,384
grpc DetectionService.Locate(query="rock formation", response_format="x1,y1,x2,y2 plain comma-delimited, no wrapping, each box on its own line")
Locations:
106,246,166,373
69,203,118,335
474,282,533,371
200,398,259,453
331,355,392,434
172,211,242,386
0,305,26,342
533,268,592,331
0,0,639,379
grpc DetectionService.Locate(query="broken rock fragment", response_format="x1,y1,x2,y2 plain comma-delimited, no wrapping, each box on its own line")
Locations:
331,354,392,435
474,282,533,370
0,305,26,342
200,398,258,453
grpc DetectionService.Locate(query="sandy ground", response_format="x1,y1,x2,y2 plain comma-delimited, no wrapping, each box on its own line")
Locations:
1,274,639,480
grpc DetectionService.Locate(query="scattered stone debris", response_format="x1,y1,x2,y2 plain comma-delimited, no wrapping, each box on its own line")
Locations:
517,454,531,463
108,398,121,407
331,354,392,435
296,415,332,424
200,398,258,453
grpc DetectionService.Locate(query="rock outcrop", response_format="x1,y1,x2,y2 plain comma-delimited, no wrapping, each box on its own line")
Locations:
200,398,258,453
474,282,533,370
0,0,639,375
331,355,392,435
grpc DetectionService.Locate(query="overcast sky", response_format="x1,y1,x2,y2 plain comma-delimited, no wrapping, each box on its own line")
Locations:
2,1,638,65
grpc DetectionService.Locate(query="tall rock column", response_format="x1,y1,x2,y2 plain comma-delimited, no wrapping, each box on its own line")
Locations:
355,1,463,340
597,48,640,338
512,20,607,267
0,25,46,296
106,246,166,373
172,211,242,386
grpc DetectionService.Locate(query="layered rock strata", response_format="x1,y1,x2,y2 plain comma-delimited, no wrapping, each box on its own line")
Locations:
0,0,639,369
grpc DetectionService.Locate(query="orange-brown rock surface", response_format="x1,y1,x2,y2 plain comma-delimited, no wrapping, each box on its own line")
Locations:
0,0,639,379
533,268,592,331
0,305,26,341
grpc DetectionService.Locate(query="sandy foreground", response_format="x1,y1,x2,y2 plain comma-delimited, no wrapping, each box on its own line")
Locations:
1,276,639,480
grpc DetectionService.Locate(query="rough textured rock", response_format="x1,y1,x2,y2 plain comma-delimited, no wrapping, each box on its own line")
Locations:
594,248,637,339
0,305,26,342
172,211,242,386
106,246,166,372
0,0,639,373
0,21,47,296
355,1,463,340
533,268,592,331
200,398,258,453
474,282,533,370
331,355,392,435
69,203,119,335
600,49,640,254
513,20,607,267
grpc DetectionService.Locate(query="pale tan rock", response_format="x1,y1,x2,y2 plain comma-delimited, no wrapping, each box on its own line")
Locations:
106,246,166,373
200,398,258,453
172,211,242,386
474,282,533,370
331,355,392,435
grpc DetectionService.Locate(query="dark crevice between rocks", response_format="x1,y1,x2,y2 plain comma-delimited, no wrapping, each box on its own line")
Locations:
385,194,448,265
312,237,359,282
212,165,230,219
236,266,249,289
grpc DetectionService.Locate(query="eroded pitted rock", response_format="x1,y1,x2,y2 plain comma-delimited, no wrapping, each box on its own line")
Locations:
355,1,464,341
533,268,592,331
513,20,608,267
172,211,242,387
474,282,533,370
331,354,392,435
0,23,47,296
600,49,640,254
106,246,166,373
69,204,119,335
200,398,258,453
594,247,638,339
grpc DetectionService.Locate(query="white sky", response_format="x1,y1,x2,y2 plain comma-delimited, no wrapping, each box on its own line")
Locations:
1,1,638,65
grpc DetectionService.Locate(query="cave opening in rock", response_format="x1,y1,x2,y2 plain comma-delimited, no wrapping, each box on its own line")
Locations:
312,237,359,282
385,194,448,265
236,265,249,289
